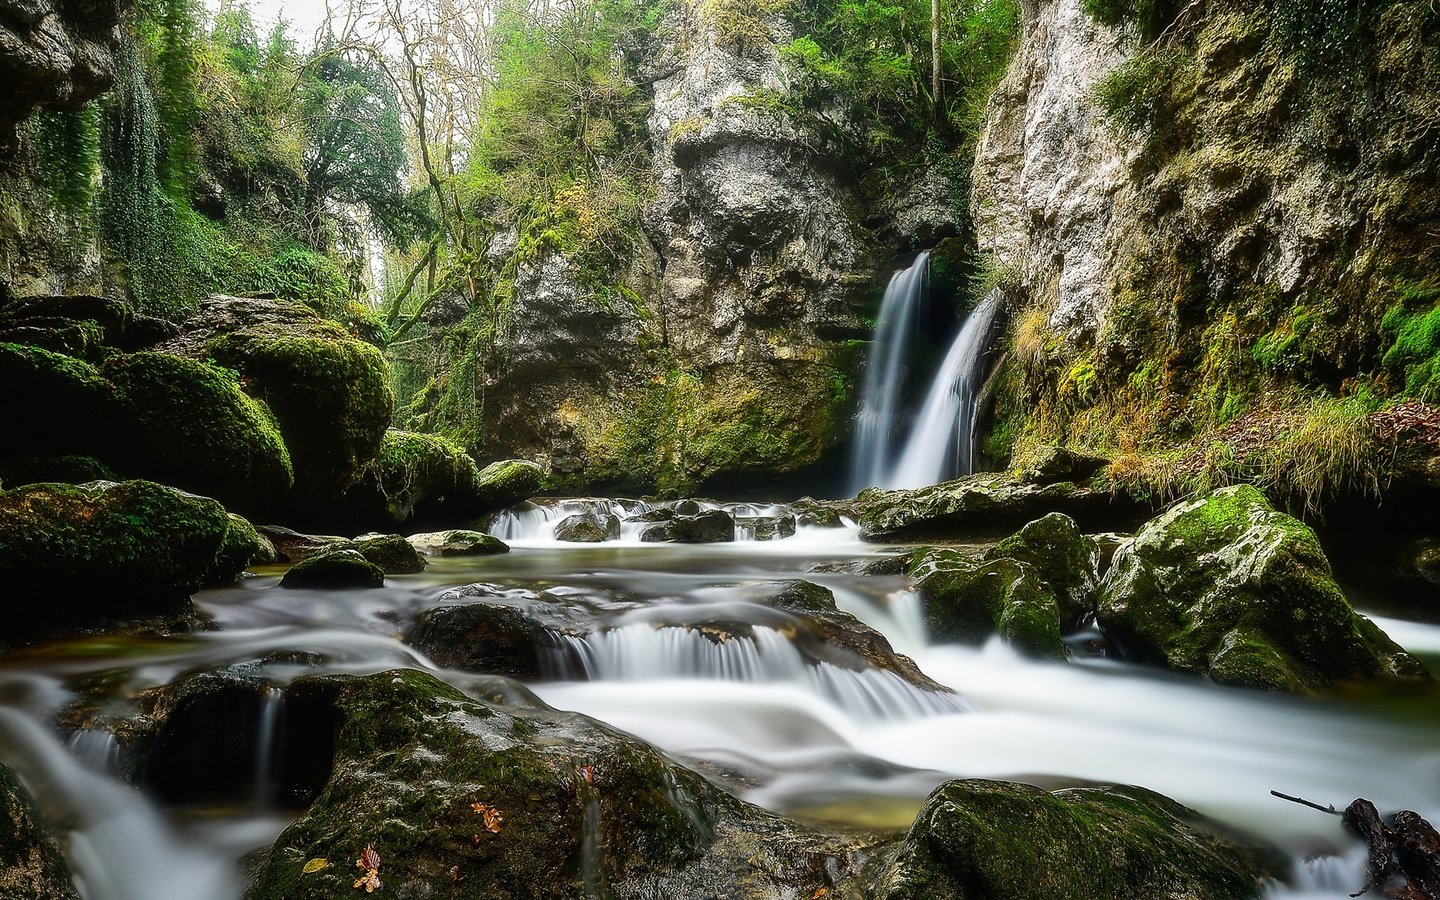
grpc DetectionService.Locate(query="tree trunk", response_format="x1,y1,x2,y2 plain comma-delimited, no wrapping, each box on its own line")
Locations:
931,0,942,117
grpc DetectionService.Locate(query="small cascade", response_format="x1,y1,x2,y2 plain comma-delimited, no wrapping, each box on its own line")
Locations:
889,288,1003,489
253,687,283,810
850,252,931,494
67,727,120,775
553,624,965,721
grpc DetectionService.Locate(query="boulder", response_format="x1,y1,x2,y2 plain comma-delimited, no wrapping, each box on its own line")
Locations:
338,430,482,529
474,459,544,509
407,602,566,680
158,296,393,510
909,550,1066,660
0,295,175,353
0,763,80,899
0,480,238,639
859,473,1143,542
554,512,620,543
279,550,385,590
671,509,735,543
207,513,275,583
407,529,509,556
336,534,425,575
1015,445,1110,485
0,454,116,488
1097,485,1428,692
253,525,346,564
985,514,1100,630
639,522,675,542
742,514,797,541
875,779,1285,899
0,342,115,460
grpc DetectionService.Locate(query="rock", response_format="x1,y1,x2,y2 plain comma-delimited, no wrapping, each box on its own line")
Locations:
626,507,675,524
554,512,620,543
671,509,735,543
474,458,543,509
909,551,1067,661
279,549,384,590
1411,539,1440,586
0,480,237,639
875,779,1285,899
639,522,676,542
0,294,175,353
244,669,882,898
252,525,346,564
672,499,703,516
1097,485,1428,692
158,295,393,512
741,514,797,541
1016,445,1110,485
859,473,1142,543
0,341,116,461
207,513,274,582
0,0,128,154
0,454,116,487
0,762,80,899
407,529,509,557
795,503,848,528
407,601,565,680
335,534,425,575
102,351,294,516
338,430,482,529
985,513,1100,629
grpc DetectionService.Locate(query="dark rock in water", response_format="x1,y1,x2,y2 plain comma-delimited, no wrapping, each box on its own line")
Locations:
793,497,856,529
555,512,620,543
408,602,564,679
279,550,384,590
742,514,797,541
0,480,238,640
336,534,425,574
1097,485,1428,693
673,499,703,516
0,762,80,898
874,779,1285,899
253,525,346,563
244,669,884,899
639,522,675,543
407,529,509,557
337,430,482,530
985,513,1101,630
859,473,1144,542
1016,445,1110,486
475,459,544,509
207,513,275,583
626,506,675,524
672,509,735,543
157,295,393,514
909,551,1067,661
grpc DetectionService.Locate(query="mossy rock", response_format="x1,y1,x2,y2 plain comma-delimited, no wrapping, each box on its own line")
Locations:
336,534,426,574
0,455,117,489
161,296,393,511
338,431,483,530
0,763,80,899
0,480,237,640
475,459,543,509
0,342,116,461
207,513,275,583
103,352,295,516
279,550,385,590
985,513,1101,630
875,779,1285,899
555,512,619,543
671,509,735,543
245,668,882,899
1097,485,1429,692
407,601,563,679
406,530,509,557
909,551,1067,661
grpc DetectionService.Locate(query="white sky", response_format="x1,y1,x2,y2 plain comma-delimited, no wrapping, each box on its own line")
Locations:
206,0,335,47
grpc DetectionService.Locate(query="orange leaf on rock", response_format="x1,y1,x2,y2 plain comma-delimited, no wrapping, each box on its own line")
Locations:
472,802,503,833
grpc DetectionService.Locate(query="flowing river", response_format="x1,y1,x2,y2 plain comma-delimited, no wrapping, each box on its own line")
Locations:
1,505,1437,899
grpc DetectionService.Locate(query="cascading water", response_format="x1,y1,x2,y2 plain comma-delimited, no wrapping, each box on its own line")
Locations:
849,252,930,494
887,288,1003,490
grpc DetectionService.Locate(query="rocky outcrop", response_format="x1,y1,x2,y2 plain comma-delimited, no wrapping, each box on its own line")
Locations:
0,0,129,154
0,762,79,898
909,549,1067,660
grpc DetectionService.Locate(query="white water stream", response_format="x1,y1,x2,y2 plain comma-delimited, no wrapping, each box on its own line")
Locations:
0,527,1435,897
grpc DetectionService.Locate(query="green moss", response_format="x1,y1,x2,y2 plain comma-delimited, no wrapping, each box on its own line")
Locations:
474,458,542,508
1094,50,1189,136
279,549,386,589
104,352,294,515
0,343,116,460
209,513,270,582
0,455,118,489
987,514,1101,629
1380,279,1440,400
910,551,1067,660
0,763,80,898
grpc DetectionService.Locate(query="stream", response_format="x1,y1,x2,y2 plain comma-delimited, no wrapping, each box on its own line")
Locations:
2,504,1438,899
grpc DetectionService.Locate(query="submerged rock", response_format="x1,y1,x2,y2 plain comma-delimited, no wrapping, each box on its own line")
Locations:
407,529,509,557
0,480,239,639
984,513,1101,630
909,551,1066,661
875,779,1285,899
279,550,385,590
1097,485,1428,692
0,763,80,899
555,512,620,543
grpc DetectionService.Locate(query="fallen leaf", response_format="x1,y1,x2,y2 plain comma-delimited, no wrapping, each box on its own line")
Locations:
357,845,381,872
449,865,460,881
472,802,503,833
810,888,830,899
353,870,381,893
302,858,329,874
579,764,596,786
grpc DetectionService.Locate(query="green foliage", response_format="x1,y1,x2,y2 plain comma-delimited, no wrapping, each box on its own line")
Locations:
26,105,102,218
1093,50,1187,135
1380,280,1440,401
1081,0,1185,41
706,0,797,51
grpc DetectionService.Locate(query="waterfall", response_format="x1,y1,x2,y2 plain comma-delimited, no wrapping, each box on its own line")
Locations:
888,288,1003,490
849,252,930,494
253,687,283,810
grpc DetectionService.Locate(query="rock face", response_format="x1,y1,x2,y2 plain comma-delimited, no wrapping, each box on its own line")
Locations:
1097,485,1428,692
0,762,79,899
875,779,1284,899
0,0,129,153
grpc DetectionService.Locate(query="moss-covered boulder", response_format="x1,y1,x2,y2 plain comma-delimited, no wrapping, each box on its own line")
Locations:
335,534,425,574
1097,485,1428,692
103,352,294,516
909,550,1066,660
337,431,483,530
279,550,385,590
985,514,1101,630
0,480,239,640
0,763,80,899
859,473,1143,543
555,512,619,543
0,342,115,461
159,296,393,510
207,513,275,583
245,669,881,899
407,530,509,556
0,455,117,488
0,294,176,353
874,779,1285,899
407,601,565,679
474,458,544,509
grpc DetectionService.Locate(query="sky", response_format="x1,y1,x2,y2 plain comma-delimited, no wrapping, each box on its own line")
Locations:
206,0,335,47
